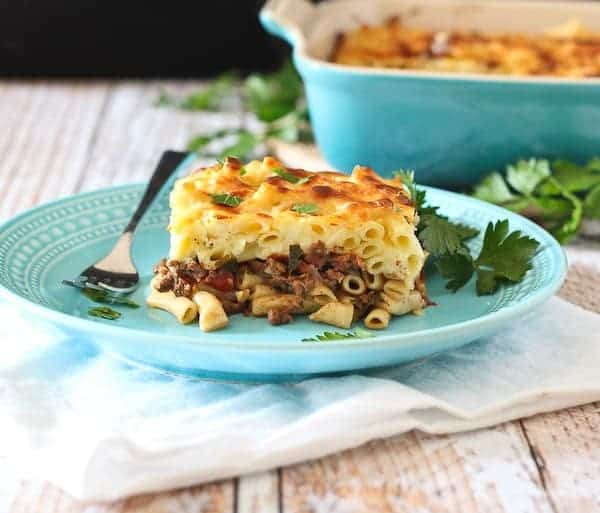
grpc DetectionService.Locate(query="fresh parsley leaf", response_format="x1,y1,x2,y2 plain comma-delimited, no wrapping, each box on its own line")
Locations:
88,306,121,320
473,172,516,203
393,169,417,204
291,203,319,215
82,288,139,308
584,183,600,219
219,130,261,161
211,193,243,207
302,328,375,342
418,214,478,257
541,177,583,243
272,167,309,184
435,253,474,292
472,157,599,243
288,244,304,273
538,159,600,194
239,167,247,176
220,259,239,273
244,61,304,122
473,220,540,295
155,73,236,112
265,107,313,143
186,128,238,153
506,159,551,196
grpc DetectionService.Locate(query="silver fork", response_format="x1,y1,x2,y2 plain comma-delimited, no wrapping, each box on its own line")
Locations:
63,150,191,295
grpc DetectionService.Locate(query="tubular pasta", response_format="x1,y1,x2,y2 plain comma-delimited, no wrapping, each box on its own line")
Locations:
364,308,391,329
309,302,354,329
147,287,198,324
342,274,367,296
192,291,229,332
378,290,424,316
309,283,338,305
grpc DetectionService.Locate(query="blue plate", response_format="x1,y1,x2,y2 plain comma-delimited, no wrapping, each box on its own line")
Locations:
0,181,566,381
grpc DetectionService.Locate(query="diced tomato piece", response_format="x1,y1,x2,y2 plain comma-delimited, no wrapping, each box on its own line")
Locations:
204,272,234,292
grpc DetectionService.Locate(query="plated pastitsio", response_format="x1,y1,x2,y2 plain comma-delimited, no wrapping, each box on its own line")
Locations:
148,157,428,332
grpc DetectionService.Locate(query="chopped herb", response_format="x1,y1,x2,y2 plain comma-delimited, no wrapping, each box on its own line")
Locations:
415,186,538,295
221,259,239,273
393,169,418,205
272,167,309,185
218,131,260,161
473,220,540,295
216,158,225,165
239,167,247,176
155,73,236,112
302,328,376,342
291,203,319,215
82,287,139,308
473,157,600,243
418,214,478,257
288,244,304,273
244,61,304,122
88,306,121,320
156,60,312,162
211,193,243,207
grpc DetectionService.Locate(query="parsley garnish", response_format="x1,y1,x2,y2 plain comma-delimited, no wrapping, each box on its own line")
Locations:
419,214,478,257
302,328,375,342
88,306,121,320
211,193,243,207
154,72,236,111
414,183,538,295
239,167,247,176
158,60,312,162
393,169,418,206
431,220,540,294
82,288,139,308
272,167,309,185
291,203,319,215
473,158,600,243
288,244,304,273
474,220,540,294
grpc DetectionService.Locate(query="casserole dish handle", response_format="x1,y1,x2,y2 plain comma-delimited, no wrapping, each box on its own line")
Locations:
259,0,315,47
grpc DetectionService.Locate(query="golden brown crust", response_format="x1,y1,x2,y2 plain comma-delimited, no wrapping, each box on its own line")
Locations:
331,17,600,78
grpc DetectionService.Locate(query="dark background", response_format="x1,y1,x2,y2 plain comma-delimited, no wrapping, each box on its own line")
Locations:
0,0,292,77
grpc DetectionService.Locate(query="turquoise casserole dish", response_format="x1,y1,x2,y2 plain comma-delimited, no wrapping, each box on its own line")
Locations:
260,0,600,187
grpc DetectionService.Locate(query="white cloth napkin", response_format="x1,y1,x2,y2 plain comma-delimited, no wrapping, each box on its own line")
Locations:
0,243,599,502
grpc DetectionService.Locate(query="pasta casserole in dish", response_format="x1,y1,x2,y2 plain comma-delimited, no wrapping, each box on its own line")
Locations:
332,18,600,78
148,157,427,332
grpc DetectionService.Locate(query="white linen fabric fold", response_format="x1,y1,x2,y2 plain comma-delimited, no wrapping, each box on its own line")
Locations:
1,277,599,502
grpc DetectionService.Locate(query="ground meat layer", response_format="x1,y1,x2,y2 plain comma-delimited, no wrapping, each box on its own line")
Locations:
154,242,381,324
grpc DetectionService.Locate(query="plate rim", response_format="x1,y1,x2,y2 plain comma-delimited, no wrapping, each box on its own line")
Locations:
0,182,567,351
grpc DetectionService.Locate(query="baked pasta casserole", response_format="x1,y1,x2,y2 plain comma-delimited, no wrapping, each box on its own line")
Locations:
331,18,600,77
148,157,428,332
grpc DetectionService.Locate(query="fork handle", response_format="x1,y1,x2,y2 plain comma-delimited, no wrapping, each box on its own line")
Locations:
124,150,192,234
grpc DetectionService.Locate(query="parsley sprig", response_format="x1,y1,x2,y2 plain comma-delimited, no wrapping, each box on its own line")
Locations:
82,287,140,308
396,171,540,295
292,203,319,215
88,306,121,320
273,167,309,184
212,193,243,207
302,328,375,342
473,158,600,243
156,61,312,161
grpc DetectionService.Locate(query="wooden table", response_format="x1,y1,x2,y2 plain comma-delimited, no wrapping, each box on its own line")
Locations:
1,80,599,513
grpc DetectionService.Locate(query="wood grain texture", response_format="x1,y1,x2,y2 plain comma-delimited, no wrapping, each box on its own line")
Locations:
518,263,600,513
0,81,111,220
281,423,554,513
237,471,279,513
0,79,237,513
1,80,599,513
8,480,235,513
